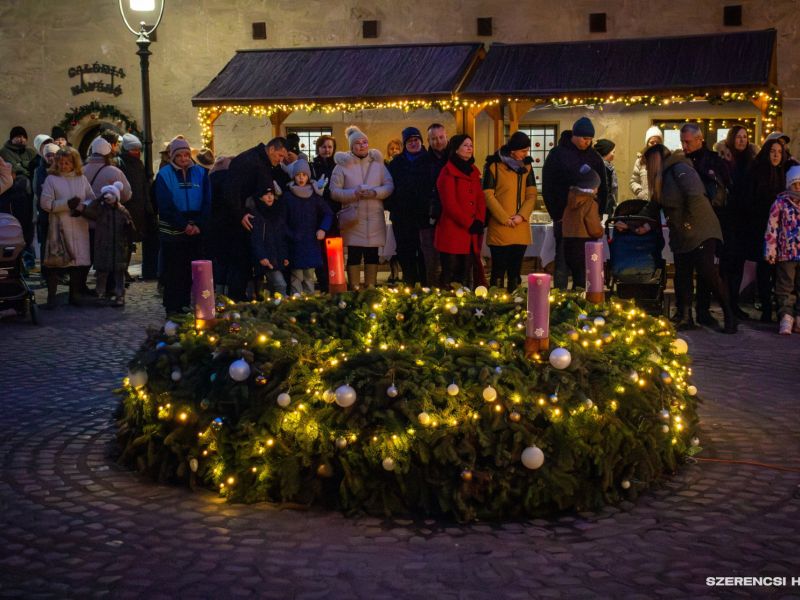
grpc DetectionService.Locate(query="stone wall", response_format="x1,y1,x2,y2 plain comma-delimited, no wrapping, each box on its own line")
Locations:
0,0,797,185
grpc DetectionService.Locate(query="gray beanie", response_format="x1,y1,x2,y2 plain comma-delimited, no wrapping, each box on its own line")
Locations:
122,133,142,151
345,126,368,150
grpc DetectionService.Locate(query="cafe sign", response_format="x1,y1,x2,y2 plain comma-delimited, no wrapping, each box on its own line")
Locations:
68,63,125,97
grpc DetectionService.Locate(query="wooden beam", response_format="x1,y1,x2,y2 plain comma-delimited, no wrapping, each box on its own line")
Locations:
481,104,504,151
508,101,535,135
455,106,479,139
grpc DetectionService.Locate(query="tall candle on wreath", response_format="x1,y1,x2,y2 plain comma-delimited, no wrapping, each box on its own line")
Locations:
585,240,605,304
525,273,551,357
326,237,347,294
192,259,216,326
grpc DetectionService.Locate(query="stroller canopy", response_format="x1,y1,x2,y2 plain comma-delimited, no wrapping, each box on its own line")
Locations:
0,213,24,248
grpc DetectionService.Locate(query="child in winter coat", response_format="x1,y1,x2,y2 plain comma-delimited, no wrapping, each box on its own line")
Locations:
249,187,289,297
283,159,333,294
765,165,800,335
84,181,134,306
561,164,604,289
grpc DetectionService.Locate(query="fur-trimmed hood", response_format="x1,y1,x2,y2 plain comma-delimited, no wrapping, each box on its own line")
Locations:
333,148,384,167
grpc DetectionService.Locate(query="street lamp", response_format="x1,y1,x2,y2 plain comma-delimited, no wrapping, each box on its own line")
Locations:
118,0,165,181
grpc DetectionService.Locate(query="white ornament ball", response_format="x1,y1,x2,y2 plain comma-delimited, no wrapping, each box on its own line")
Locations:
661,424,670,433
621,479,631,490
335,384,357,407
578,313,588,321
163,320,179,337
521,446,545,470
277,392,291,408
417,411,431,426
474,285,489,298
593,316,606,327
386,384,399,398
189,458,199,473
448,305,458,314
335,437,348,450
338,301,347,309
548,347,572,370
128,369,148,389
231,312,241,321
691,437,700,447
687,385,698,396
659,409,670,421
445,337,456,346
446,383,460,396
382,457,396,471
482,385,498,402
228,359,251,382
671,338,689,355
583,398,594,409
171,369,182,382
455,288,465,298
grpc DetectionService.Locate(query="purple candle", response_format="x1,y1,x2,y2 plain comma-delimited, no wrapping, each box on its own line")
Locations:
584,240,605,303
192,260,216,321
526,273,551,341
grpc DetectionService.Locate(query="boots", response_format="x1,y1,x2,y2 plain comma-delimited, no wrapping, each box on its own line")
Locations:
347,265,361,291
675,308,698,331
364,264,379,289
696,308,720,329
68,268,89,307
721,308,738,334
44,271,59,309
760,303,773,323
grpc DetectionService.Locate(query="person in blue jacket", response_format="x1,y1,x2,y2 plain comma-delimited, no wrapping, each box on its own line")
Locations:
154,137,211,314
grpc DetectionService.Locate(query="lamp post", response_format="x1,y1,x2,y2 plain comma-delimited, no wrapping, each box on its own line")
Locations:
118,0,165,181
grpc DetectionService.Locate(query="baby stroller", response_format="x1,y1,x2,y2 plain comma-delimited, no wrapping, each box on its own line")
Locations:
0,213,39,324
606,200,667,315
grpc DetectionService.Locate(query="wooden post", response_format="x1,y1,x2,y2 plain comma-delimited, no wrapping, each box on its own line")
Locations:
482,104,504,152
455,105,479,139
508,101,535,136
203,109,221,154
269,110,292,138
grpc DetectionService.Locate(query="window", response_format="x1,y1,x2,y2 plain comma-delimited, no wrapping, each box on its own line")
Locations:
589,13,607,33
477,17,492,37
252,22,266,40
723,5,742,26
517,124,558,186
362,20,379,39
655,118,756,152
286,127,333,158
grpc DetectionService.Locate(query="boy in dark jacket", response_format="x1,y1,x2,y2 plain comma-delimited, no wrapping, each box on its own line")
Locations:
250,188,289,297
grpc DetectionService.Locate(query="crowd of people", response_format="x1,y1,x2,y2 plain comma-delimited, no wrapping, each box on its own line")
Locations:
1,116,799,335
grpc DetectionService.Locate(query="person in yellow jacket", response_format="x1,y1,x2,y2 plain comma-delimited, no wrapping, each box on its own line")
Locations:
482,131,538,291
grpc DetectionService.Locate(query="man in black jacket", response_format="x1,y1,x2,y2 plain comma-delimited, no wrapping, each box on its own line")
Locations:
679,123,733,328
541,117,608,289
225,137,287,300
386,127,437,285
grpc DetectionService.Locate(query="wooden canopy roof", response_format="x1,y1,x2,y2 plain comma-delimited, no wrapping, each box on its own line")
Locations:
462,29,777,98
192,43,484,106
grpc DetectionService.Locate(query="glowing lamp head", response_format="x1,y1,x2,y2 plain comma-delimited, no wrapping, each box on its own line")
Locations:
130,0,155,10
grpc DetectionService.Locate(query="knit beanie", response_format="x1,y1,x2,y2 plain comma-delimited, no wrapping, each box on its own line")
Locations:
9,126,28,140
346,126,368,150
572,117,595,138
290,159,312,180
169,137,191,159
286,133,301,155
41,143,60,158
122,133,142,151
644,126,664,144
506,131,532,151
594,139,615,158
101,181,124,203
402,126,422,145
447,134,471,159
195,147,215,169
51,126,68,141
575,164,601,191
786,165,800,189
34,134,54,155
90,136,112,156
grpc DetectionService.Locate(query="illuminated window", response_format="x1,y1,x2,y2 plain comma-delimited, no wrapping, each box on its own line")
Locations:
518,124,558,185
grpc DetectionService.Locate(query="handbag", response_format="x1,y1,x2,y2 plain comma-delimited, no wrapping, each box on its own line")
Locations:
43,214,73,268
337,202,359,230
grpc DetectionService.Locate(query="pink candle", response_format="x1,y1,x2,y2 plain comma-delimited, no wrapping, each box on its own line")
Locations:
526,273,551,356
192,260,216,321
584,240,605,303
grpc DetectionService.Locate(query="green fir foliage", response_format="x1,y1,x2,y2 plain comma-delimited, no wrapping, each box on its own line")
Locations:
117,287,700,521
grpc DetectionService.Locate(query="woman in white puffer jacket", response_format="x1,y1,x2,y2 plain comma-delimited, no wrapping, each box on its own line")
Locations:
629,125,664,201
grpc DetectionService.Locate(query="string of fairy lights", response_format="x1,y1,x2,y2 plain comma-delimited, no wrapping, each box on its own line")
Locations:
196,89,780,148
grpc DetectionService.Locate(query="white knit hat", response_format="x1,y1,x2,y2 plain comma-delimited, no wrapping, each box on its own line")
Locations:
346,126,368,150
91,136,112,156
41,143,60,157
100,181,124,203
786,166,800,189
122,133,142,151
644,126,664,144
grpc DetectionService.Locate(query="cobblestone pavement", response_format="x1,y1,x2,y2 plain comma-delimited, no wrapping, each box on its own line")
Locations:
1,280,799,599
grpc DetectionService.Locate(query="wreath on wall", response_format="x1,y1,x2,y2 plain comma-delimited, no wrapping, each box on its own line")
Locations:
58,101,142,138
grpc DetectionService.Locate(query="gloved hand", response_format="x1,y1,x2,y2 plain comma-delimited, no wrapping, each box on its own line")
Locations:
468,219,484,234
67,196,81,210
316,174,328,189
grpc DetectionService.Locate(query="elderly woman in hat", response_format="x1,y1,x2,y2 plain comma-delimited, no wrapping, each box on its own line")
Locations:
329,126,394,289
482,131,537,291
154,137,211,314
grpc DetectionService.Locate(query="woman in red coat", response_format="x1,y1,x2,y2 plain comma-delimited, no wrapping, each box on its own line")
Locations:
434,134,487,287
